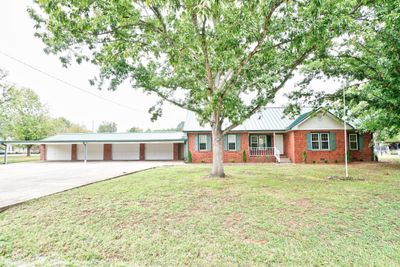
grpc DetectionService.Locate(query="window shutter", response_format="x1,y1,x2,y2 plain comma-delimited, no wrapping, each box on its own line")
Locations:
330,132,336,151
359,134,364,151
224,135,228,151
206,135,212,151
195,134,199,151
236,134,241,151
306,133,312,150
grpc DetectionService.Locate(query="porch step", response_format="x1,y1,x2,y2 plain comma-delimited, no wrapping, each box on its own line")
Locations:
279,156,292,163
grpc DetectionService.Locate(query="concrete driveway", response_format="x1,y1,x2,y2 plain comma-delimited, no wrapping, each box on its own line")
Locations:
0,161,182,210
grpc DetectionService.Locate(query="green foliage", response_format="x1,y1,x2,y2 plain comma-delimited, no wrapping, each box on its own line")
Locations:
29,0,362,130
242,150,247,163
97,121,117,133
302,151,308,163
288,1,400,138
128,126,143,133
187,151,192,163
51,117,91,134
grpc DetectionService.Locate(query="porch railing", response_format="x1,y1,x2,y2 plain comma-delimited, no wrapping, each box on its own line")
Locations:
249,147,280,162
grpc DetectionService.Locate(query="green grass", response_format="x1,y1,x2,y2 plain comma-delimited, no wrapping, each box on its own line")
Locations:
5,155,40,164
0,163,399,266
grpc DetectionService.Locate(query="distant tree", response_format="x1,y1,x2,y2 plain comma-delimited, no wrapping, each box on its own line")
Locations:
97,121,117,133
8,87,53,156
0,69,12,139
51,117,91,134
176,121,184,131
128,126,143,133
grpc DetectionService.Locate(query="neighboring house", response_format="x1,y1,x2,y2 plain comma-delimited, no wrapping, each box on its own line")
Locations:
1,107,373,163
183,107,373,164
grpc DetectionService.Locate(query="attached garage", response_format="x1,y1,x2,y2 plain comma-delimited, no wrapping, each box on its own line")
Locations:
145,143,173,160
46,144,71,161
112,143,140,160
77,143,104,161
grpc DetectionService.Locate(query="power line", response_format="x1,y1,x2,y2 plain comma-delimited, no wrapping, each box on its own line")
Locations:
0,50,147,114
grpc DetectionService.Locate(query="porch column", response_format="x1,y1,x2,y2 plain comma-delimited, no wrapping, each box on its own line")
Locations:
3,144,8,165
83,142,88,163
273,132,276,148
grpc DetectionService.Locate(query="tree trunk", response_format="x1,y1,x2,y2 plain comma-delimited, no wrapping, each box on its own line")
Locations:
210,124,225,178
27,145,32,157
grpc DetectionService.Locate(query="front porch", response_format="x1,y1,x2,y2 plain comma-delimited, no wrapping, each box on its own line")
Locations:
247,133,287,163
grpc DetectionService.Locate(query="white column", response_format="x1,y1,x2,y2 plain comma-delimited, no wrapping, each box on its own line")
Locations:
3,144,8,164
84,142,87,163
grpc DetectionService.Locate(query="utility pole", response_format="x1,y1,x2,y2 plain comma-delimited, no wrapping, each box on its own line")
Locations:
343,87,349,178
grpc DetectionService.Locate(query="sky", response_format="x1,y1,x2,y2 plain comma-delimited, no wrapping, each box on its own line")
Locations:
0,1,336,133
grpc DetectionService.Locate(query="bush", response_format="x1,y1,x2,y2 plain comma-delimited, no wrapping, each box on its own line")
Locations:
324,160,328,164
334,159,339,164
312,160,316,164
187,151,192,163
302,151,307,163
242,150,247,163
229,160,235,163
201,160,206,163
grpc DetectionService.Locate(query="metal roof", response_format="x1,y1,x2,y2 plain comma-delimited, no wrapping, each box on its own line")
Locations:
1,132,186,144
183,107,313,132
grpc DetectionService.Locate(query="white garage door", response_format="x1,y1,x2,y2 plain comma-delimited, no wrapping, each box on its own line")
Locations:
145,143,173,160
112,144,140,160
46,144,71,161
77,144,104,160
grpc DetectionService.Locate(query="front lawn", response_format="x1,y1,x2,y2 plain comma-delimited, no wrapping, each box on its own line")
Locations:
0,163,399,266
5,155,40,164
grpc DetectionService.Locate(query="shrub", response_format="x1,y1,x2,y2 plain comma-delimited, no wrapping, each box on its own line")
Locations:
312,160,316,164
302,151,307,163
242,150,247,163
201,160,206,163
324,160,328,164
334,159,339,164
229,160,235,163
187,151,192,163
346,150,352,163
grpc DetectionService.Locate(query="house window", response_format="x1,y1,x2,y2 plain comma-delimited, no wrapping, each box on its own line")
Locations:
311,133,330,150
199,134,207,151
349,134,358,150
320,133,330,150
311,133,320,150
227,135,236,151
249,135,272,148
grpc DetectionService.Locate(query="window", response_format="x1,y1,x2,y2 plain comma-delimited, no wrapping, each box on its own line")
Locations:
250,135,258,148
320,133,330,150
249,135,272,148
227,135,236,151
311,133,330,150
311,133,320,150
199,134,207,151
349,134,358,150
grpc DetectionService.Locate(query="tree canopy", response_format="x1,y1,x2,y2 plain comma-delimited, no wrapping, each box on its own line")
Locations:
97,121,118,133
287,0,400,140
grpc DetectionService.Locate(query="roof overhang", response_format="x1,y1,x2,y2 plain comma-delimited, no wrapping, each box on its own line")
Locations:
1,139,186,145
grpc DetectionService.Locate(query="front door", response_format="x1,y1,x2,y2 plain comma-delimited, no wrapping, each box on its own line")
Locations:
275,134,284,154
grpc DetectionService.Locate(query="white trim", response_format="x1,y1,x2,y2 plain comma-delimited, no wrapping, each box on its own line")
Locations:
294,111,354,130
311,133,330,151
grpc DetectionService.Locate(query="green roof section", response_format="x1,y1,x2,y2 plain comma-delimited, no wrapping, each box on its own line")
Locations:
286,111,311,129
1,132,187,144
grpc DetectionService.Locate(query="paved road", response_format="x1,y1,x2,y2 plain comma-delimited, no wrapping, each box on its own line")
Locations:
0,161,182,210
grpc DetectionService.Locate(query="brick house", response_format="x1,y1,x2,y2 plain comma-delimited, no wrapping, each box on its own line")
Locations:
183,107,373,164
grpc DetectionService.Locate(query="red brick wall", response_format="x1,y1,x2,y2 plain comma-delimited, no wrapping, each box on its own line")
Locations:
140,144,145,160
187,132,276,163
284,132,295,162
173,143,179,160
71,144,77,161
39,144,46,160
104,144,112,160
290,130,373,163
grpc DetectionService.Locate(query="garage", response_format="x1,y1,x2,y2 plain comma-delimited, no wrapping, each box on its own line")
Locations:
145,143,173,160
46,144,72,161
112,143,140,160
77,143,104,161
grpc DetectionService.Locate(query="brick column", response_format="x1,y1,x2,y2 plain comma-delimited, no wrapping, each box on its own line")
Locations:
140,144,145,160
173,143,179,160
39,144,46,161
71,144,77,161
104,144,112,160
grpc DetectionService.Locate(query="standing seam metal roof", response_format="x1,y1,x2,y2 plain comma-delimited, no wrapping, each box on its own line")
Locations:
183,107,313,132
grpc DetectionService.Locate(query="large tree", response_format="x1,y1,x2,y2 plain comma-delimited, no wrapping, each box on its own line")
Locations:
7,87,53,156
30,0,364,177
287,0,400,140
